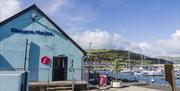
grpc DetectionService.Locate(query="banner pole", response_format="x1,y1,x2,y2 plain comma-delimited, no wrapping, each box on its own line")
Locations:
24,39,28,71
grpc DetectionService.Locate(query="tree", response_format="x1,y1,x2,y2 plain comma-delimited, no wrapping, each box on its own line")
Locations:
113,58,123,81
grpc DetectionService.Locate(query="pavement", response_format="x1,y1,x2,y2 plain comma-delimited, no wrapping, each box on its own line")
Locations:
84,86,164,91
84,82,180,91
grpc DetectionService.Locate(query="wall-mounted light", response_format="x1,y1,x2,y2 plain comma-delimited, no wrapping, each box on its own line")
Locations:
31,13,37,21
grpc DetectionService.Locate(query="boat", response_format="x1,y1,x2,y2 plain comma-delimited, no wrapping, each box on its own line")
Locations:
175,72,180,79
145,71,163,76
145,69,164,76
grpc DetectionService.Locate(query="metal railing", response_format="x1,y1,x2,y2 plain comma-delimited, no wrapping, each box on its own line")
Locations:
0,67,89,81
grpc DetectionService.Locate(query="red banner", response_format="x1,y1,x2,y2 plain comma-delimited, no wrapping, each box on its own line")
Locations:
99,75,107,86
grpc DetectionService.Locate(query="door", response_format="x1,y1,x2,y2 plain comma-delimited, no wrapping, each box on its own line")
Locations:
52,56,67,81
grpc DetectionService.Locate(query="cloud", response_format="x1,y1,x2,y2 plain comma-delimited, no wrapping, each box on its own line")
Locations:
68,29,129,50
132,30,180,57
66,16,84,22
0,0,21,22
98,0,126,8
42,0,68,14
68,29,180,57
0,0,179,57
171,30,180,40
155,30,180,56
62,3,97,24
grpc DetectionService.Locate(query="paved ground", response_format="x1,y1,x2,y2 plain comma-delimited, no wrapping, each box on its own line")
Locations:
85,82,180,91
137,84,180,91
84,86,164,91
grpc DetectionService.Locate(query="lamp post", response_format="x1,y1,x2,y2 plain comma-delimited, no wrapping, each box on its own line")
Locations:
88,42,92,86
89,42,92,50
127,45,131,70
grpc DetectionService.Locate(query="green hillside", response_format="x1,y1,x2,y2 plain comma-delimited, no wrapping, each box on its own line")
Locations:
85,49,172,65
157,56,180,64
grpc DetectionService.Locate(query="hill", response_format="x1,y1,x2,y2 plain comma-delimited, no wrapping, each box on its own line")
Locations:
157,56,180,64
85,49,172,64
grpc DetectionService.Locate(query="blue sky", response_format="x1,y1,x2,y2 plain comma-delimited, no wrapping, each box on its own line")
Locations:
1,0,180,57
20,0,179,42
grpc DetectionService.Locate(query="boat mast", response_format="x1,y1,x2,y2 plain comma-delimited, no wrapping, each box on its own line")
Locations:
144,55,146,69
141,54,143,68
128,50,131,70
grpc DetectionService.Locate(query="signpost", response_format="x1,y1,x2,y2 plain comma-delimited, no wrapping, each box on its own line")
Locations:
165,64,176,91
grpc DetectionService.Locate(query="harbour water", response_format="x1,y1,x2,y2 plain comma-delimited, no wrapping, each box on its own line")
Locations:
111,72,180,87
97,70,180,87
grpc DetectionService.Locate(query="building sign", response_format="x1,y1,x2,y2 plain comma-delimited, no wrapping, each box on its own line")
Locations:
10,28,54,36
41,56,49,64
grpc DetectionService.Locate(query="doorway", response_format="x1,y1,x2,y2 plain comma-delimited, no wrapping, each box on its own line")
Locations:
52,56,68,81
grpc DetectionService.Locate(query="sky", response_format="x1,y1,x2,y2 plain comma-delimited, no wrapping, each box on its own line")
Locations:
0,0,180,57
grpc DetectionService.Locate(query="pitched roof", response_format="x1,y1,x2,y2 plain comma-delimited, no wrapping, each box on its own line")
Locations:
0,4,87,55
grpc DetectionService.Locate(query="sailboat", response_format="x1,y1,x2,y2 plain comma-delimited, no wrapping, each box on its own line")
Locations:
134,54,147,76
145,58,164,76
121,50,133,73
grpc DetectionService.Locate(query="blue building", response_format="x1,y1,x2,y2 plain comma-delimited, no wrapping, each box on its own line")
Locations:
0,5,86,82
